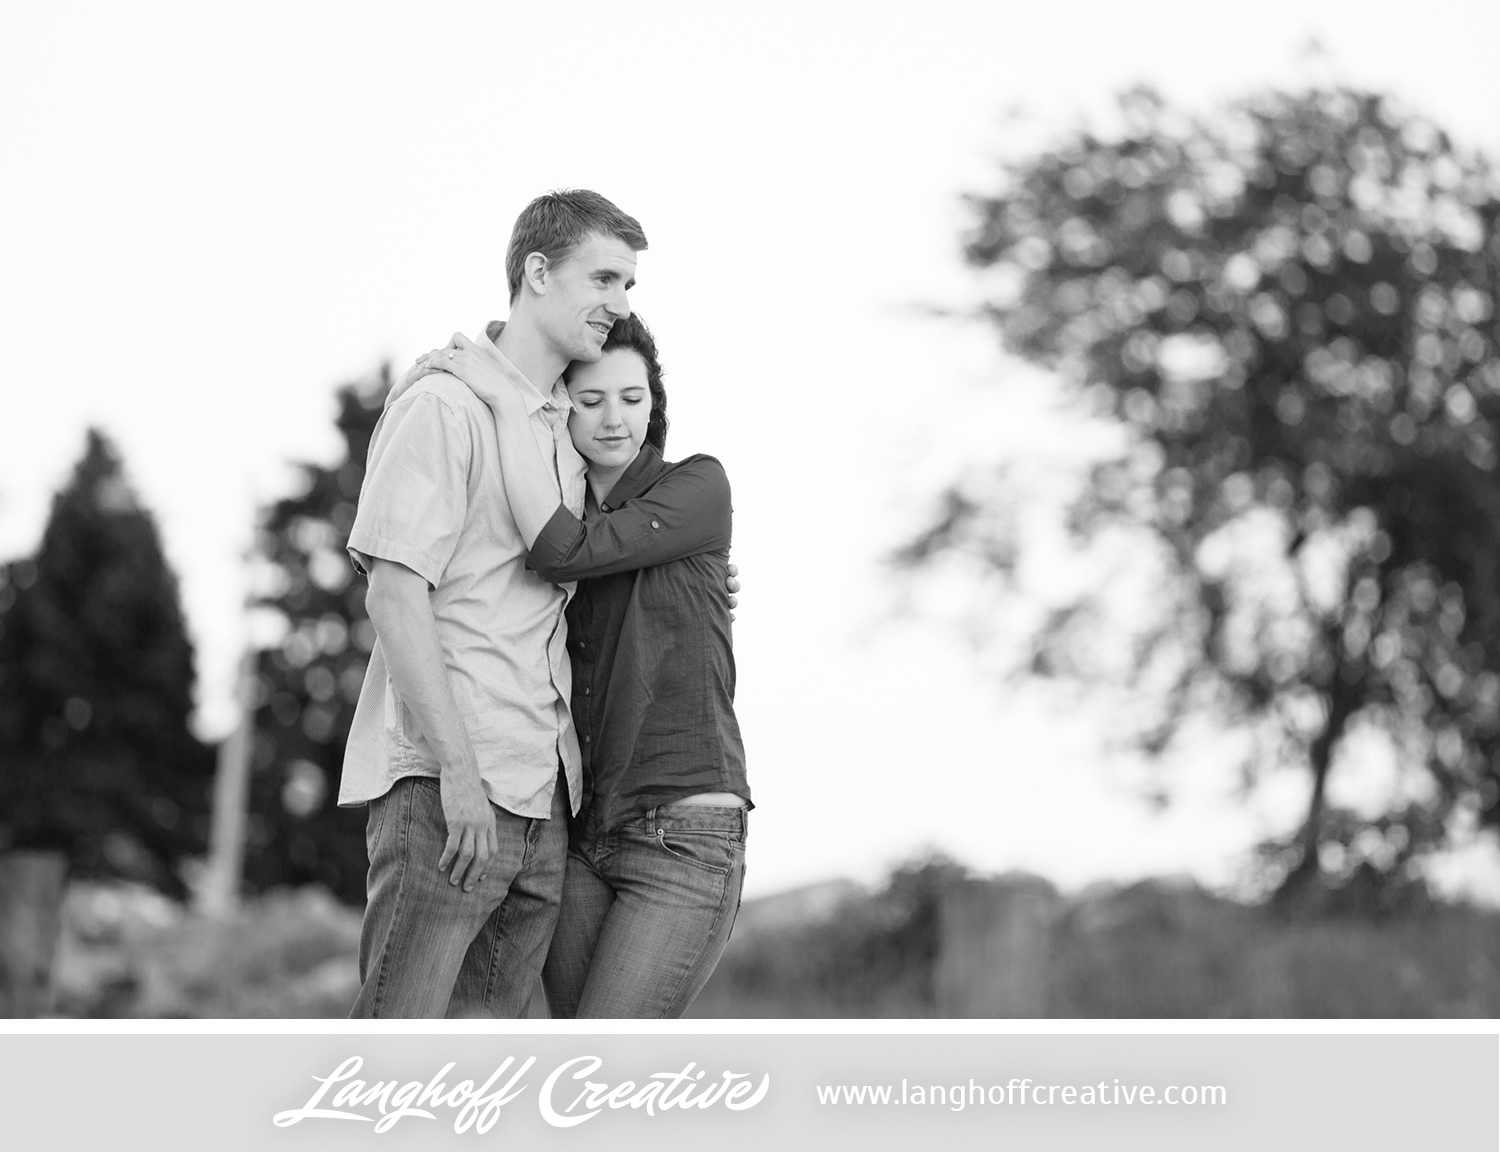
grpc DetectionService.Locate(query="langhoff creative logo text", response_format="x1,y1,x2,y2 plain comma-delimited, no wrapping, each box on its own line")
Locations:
272,1055,771,1133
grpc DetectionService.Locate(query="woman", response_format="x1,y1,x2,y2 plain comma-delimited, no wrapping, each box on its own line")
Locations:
426,314,749,1018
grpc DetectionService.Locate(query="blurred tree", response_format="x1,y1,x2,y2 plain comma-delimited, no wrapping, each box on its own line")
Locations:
0,428,212,894
899,86,1500,903
242,366,389,905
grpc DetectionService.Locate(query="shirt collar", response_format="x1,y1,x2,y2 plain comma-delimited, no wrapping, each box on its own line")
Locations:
599,442,666,511
482,322,574,417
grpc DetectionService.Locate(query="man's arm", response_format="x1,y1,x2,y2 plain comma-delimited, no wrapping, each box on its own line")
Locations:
364,557,496,891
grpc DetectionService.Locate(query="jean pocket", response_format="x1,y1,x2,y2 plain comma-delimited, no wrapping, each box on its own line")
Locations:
365,792,390,857
653,827,740,877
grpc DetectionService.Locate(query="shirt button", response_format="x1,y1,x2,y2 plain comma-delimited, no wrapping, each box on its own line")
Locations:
584,686,591,695
650,519,660,529
583,735,591,744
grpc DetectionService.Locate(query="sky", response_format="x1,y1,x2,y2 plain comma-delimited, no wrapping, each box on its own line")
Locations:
3,0,1500,902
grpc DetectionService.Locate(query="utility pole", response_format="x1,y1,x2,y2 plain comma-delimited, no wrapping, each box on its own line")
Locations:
199,648,255,917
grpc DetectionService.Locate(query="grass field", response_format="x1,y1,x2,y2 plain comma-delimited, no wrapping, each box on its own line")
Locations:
46,867,1500,1018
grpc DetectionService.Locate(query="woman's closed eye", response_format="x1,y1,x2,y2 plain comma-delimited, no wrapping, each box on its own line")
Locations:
580,394,646,407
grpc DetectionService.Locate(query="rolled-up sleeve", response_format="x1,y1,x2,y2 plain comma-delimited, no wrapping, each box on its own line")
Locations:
347,391,472,588
529,457,731,581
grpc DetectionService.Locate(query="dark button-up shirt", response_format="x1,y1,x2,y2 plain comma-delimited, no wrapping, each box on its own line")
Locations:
528,442,749,839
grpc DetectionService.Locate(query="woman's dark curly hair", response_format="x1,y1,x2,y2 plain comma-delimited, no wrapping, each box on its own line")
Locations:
564,312,669,452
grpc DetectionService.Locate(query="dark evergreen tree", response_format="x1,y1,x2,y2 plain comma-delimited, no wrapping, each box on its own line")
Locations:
242,366,389,904
0,429,212,895
898,86,1500,902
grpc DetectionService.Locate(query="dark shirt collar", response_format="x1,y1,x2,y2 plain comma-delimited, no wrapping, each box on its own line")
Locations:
599,442,666,511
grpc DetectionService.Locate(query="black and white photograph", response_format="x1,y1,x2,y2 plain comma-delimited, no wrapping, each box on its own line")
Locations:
2,0,1499,1145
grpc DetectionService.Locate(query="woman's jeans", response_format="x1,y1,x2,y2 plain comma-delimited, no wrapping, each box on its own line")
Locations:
542,803,747,1019
349,774,567,1019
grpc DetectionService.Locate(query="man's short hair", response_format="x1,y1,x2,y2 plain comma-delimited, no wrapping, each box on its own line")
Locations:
505,190,648,304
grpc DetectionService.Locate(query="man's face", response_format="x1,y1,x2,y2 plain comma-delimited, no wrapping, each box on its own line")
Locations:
537,232,638,364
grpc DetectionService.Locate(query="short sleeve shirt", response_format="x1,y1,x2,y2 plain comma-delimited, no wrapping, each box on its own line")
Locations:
338,356,587,818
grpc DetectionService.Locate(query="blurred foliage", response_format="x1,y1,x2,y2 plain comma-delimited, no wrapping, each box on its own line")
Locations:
899,85,1500,899
0,430,212,895
1046,876,1492,1018
54,882,360,1018
241,367,390,904
692,854,970,1017
693,867,1500,1020
41,866,1500,1018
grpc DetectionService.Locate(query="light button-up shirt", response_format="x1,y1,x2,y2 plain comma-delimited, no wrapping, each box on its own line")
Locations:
339,331,587,818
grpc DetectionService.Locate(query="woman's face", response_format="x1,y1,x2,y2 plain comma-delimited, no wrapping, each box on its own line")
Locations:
566,349,652,470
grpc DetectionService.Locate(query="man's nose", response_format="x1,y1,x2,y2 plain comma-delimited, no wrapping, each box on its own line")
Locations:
606,283,631,318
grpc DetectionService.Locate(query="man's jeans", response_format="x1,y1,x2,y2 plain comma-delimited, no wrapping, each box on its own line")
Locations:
541,803,747,1019
349,774,567,1018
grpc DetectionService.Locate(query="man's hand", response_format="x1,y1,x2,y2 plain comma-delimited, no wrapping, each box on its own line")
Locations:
436,770,498,891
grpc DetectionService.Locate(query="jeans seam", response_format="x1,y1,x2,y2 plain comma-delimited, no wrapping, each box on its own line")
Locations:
366,792,389,855
522,813,540,869
657,839,735,1018
370,778,417,1017
542,847,606,1020
476,807,513,1014
480,900,507,1013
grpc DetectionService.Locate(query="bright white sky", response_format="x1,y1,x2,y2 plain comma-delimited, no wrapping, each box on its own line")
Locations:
3,1,1499,901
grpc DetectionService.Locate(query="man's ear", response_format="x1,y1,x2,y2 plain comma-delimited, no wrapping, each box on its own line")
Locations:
522,251,549,296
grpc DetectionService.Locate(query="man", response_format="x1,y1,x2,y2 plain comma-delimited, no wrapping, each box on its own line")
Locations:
339,189,647,1017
